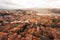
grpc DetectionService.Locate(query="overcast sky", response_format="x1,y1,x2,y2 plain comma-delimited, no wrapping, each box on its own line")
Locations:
0,0,60,9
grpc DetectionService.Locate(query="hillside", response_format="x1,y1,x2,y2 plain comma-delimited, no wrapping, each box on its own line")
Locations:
0,9,60,40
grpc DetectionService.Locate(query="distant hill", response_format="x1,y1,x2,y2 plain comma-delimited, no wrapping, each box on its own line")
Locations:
0,8,60,16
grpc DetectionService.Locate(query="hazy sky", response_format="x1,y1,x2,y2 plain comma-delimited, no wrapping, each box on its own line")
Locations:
0,0,60,9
